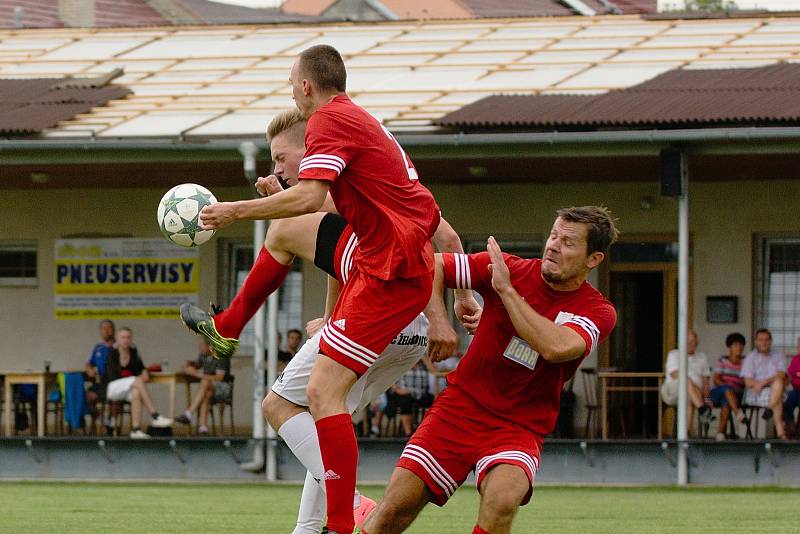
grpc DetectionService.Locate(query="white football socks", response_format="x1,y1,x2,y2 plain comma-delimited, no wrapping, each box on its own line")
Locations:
279,411,326,534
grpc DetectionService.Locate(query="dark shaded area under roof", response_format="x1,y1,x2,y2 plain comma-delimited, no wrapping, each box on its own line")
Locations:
0,75,130,134
435,64,800,131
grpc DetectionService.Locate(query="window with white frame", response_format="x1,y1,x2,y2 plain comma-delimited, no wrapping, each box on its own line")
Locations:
0,241,37,286
754,235,800,355
219,239,302,356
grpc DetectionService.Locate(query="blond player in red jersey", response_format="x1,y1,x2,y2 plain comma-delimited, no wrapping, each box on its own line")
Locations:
362,207,620,534
199,45,454,534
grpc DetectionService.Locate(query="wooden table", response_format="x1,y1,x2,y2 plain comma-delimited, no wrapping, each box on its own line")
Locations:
3,371,58,437
599,371,664,440
148,372,199,419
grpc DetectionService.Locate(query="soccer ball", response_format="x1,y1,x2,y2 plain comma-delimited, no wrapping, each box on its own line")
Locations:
157,183,217,247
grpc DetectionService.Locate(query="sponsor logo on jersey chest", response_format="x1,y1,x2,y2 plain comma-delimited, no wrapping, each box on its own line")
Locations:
503,336,539,370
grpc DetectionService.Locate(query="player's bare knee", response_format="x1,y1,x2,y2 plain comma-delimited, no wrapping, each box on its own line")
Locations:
306,380,326,412
482,489,522,520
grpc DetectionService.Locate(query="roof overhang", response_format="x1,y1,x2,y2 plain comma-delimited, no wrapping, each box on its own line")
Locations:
3,126,800,188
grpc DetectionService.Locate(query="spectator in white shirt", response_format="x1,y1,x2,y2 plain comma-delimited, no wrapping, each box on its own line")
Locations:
660,330,712,436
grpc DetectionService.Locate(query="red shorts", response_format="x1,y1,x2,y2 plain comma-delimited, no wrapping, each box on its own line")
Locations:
319,259,432,376
396,386,542,506
332,224,357,284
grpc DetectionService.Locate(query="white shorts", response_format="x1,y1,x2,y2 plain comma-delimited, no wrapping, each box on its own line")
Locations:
106,376,136,402
272,314,428,413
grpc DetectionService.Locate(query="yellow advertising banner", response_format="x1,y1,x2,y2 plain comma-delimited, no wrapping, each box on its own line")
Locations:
54,238,199,319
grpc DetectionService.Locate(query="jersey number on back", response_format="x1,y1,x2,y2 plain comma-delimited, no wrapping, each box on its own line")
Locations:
381,125,419,182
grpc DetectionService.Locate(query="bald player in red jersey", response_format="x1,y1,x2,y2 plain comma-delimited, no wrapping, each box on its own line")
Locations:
199,45,453,534
362,207,620,534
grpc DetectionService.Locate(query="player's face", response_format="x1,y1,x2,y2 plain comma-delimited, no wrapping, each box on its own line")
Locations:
270,133,303,186
289,60,313,118
688,331,698,354
541,218,602,285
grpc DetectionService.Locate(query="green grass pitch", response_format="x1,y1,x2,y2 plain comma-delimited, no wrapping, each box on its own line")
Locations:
1,482,798,533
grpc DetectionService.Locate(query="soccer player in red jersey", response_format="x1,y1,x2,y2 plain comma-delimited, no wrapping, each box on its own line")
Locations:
199,46,452,534
362,207,620,534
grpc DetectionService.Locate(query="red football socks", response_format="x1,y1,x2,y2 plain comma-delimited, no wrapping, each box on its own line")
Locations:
214,247,291,339
473,526,491,534
316,413,359,534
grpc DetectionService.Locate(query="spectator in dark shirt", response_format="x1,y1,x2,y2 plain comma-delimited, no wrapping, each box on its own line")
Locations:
175,338,232,434
103,327,172,438
389,361,434,437
85,319,115,430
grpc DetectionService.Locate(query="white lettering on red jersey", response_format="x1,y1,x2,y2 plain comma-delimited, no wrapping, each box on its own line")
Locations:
442,252,617,437
298,95,440,280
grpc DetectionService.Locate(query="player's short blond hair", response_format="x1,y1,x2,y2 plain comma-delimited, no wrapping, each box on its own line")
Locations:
266,109,306,146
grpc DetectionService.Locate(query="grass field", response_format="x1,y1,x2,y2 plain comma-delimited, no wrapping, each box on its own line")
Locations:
2,482,798,533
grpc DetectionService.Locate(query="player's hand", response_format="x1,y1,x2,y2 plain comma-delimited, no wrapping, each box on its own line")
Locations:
199,202,238,230
454,292,482,334
427,315,458,363
306,317,326,337
487,236,513,296
256,175,284,197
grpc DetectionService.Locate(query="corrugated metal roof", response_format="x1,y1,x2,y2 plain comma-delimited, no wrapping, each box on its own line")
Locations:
610,0,656,14
0,0,170,29
0,76,130,133
1,14,798,138
435,64,800,130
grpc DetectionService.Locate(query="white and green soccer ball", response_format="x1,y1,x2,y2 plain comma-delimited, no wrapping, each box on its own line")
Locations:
157,183,217,247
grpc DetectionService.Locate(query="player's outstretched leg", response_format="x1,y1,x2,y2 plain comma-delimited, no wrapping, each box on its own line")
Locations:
179,244,290,358
180,303,240,359
180,214,325,358
361,467,432,534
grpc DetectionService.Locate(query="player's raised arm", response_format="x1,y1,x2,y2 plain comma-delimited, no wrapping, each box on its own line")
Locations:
487,236,587,363
432,217,482,333
424,253,458,362
199,179,329,230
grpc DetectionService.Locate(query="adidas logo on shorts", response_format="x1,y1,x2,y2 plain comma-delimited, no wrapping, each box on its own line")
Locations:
333,319,346,330
324,469,341,480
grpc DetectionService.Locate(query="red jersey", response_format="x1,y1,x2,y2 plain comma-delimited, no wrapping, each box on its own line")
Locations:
298,94,440,280
442,252,617,437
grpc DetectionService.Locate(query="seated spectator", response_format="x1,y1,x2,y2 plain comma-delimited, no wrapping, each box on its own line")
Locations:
175,338,232,435
660,330,712,436
710,332,747,440
742,328,787,440
278,329,302,374
427,354,460,396
85,319,115,432
103,327,172,438
389,361,434,438
782,337,800,438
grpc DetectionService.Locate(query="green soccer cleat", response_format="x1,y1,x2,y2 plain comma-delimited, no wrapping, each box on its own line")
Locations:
180,303,239,359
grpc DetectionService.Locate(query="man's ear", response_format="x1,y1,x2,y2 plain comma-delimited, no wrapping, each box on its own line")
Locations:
586,251,604,270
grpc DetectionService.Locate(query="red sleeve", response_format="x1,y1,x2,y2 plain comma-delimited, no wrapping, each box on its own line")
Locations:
441,251,500,294
559,301,617,357
298,112,356,183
